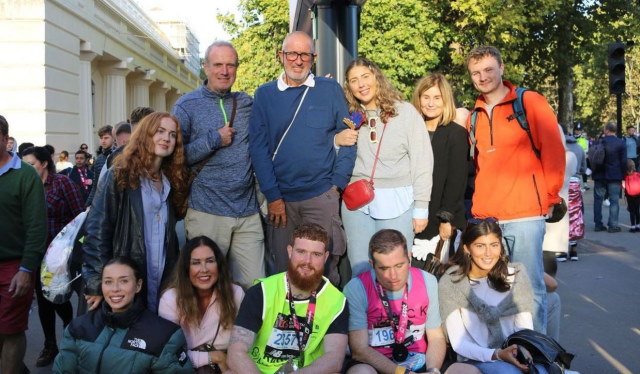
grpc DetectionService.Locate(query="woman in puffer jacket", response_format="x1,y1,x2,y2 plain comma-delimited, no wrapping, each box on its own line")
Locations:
53,257,193,373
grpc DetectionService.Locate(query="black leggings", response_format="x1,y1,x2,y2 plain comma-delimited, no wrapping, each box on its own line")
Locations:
35,268,73,346
628,195,640,226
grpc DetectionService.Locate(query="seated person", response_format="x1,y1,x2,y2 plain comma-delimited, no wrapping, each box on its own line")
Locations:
344,229,446,374
226,223,348,373
53,257,192,373
159,236,245,372
439,220,549,374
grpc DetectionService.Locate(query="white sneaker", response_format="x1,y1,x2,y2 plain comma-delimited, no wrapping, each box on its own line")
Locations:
603,199,610,206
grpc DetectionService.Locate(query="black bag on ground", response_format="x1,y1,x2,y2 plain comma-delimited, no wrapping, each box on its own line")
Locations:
502,329,575,374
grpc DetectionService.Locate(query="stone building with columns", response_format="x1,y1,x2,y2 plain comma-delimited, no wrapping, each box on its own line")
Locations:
0,0,200,155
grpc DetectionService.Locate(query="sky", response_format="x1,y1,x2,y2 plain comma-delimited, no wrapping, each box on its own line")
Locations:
135,0,241,57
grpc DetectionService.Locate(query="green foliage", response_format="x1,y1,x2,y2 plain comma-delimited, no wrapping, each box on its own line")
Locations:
218,0,640,131
217,0,289,95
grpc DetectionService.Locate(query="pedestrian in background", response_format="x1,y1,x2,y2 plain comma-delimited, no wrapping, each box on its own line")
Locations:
624,159,640,232
21,146,85,367
592,122,626,233
0,115,48,374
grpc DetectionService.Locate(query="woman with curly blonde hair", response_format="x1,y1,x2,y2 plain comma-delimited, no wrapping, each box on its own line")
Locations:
82,112,188,313
339,58,434,277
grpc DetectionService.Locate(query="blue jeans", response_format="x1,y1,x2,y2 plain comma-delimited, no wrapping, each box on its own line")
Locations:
500,219,547,333
342,203,414,277
593,179,622,228
468,360,549,374
546,291,561,341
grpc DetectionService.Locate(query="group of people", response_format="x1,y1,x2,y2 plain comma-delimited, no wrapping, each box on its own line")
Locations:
0,29,579,374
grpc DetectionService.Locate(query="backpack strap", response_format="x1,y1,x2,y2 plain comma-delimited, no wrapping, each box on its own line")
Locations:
510,87,541,160
469,109,480,159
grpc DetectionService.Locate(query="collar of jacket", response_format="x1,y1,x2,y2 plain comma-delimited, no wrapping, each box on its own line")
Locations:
472,80,518,111
102,297,145,329
200,80,233,100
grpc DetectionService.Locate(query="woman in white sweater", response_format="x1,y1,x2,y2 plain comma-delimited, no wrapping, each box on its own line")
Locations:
439,220,549,374
340,57,433,277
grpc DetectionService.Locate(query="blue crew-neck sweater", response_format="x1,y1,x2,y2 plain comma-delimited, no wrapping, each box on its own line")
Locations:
249,77,356,202
172,82,258,217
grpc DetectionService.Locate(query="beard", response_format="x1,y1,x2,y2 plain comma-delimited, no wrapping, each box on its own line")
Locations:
287,261,324,292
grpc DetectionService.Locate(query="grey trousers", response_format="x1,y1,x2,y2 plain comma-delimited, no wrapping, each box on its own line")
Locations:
266,188,346,286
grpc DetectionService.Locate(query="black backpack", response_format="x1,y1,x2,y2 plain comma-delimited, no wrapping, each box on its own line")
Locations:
503,329,575,374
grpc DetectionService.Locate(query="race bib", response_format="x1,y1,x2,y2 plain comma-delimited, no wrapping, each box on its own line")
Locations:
267,328,300,351
370,326,395,347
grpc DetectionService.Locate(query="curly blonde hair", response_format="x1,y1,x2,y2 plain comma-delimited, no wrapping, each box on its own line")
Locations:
343,58,403,122
112,111,188,217
411,73,457,127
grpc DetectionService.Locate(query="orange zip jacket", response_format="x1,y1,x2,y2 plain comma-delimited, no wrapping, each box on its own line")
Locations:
467,81,565,220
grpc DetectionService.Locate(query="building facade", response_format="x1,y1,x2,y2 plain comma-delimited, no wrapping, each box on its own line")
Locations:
0,0,200,154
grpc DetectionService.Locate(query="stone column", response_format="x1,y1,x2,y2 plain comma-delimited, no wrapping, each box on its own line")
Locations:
151,82,169,112
79,49,96,147
101,60,132,126
131,69,155,108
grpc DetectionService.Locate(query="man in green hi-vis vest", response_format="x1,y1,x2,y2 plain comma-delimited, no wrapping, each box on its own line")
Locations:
227,223,348,374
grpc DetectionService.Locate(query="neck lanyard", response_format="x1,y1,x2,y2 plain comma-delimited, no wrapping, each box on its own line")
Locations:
219,98,228,125
78,168,87,189
376,281,410,346
285,274,318,366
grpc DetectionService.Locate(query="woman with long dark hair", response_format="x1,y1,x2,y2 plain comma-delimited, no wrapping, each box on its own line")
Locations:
22,146,85,367
340,57,433,277
82,112,188,313
439,221,548,374
159,236,244,372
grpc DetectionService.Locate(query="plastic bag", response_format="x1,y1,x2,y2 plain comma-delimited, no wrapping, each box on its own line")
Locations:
41,211,88,304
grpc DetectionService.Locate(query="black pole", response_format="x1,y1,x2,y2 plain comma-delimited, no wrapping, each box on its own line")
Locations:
616,93,622,138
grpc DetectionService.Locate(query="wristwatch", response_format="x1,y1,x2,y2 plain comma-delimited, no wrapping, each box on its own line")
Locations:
425,368,441,374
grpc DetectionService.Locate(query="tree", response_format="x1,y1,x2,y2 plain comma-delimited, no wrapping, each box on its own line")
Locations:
217,0,289,95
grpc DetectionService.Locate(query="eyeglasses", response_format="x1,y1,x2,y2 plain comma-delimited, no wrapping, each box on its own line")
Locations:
368,117,379,143
282,51,315,62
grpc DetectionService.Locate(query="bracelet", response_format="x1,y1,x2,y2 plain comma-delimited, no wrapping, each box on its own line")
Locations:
494,348,503,361
208,351,214,366
426,368,441,374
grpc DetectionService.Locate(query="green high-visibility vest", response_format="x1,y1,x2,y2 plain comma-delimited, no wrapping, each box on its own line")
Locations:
250,272,346,373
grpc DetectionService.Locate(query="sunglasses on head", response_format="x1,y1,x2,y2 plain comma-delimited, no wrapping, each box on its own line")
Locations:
466,217,499,229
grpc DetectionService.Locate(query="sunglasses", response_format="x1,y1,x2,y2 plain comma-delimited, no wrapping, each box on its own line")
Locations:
368,117,379,143
466,217,499,230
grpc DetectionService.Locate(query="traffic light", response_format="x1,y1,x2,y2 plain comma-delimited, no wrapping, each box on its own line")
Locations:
608,42,625,95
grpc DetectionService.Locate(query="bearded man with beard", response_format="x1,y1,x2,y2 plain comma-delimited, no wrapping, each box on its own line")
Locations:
227,223,348,374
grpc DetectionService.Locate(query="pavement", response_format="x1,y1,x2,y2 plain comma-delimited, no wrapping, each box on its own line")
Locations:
21,182,640,373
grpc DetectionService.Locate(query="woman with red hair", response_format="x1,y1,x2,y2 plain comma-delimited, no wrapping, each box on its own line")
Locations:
82,111,188,314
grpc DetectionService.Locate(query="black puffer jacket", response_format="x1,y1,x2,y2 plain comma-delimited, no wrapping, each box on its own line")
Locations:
82,169,179,306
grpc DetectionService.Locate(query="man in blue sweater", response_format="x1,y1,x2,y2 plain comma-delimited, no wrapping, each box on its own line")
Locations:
249,31,356,285
173,41,264,289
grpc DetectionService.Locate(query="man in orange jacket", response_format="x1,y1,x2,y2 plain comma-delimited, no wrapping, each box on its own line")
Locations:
465,46,565,334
